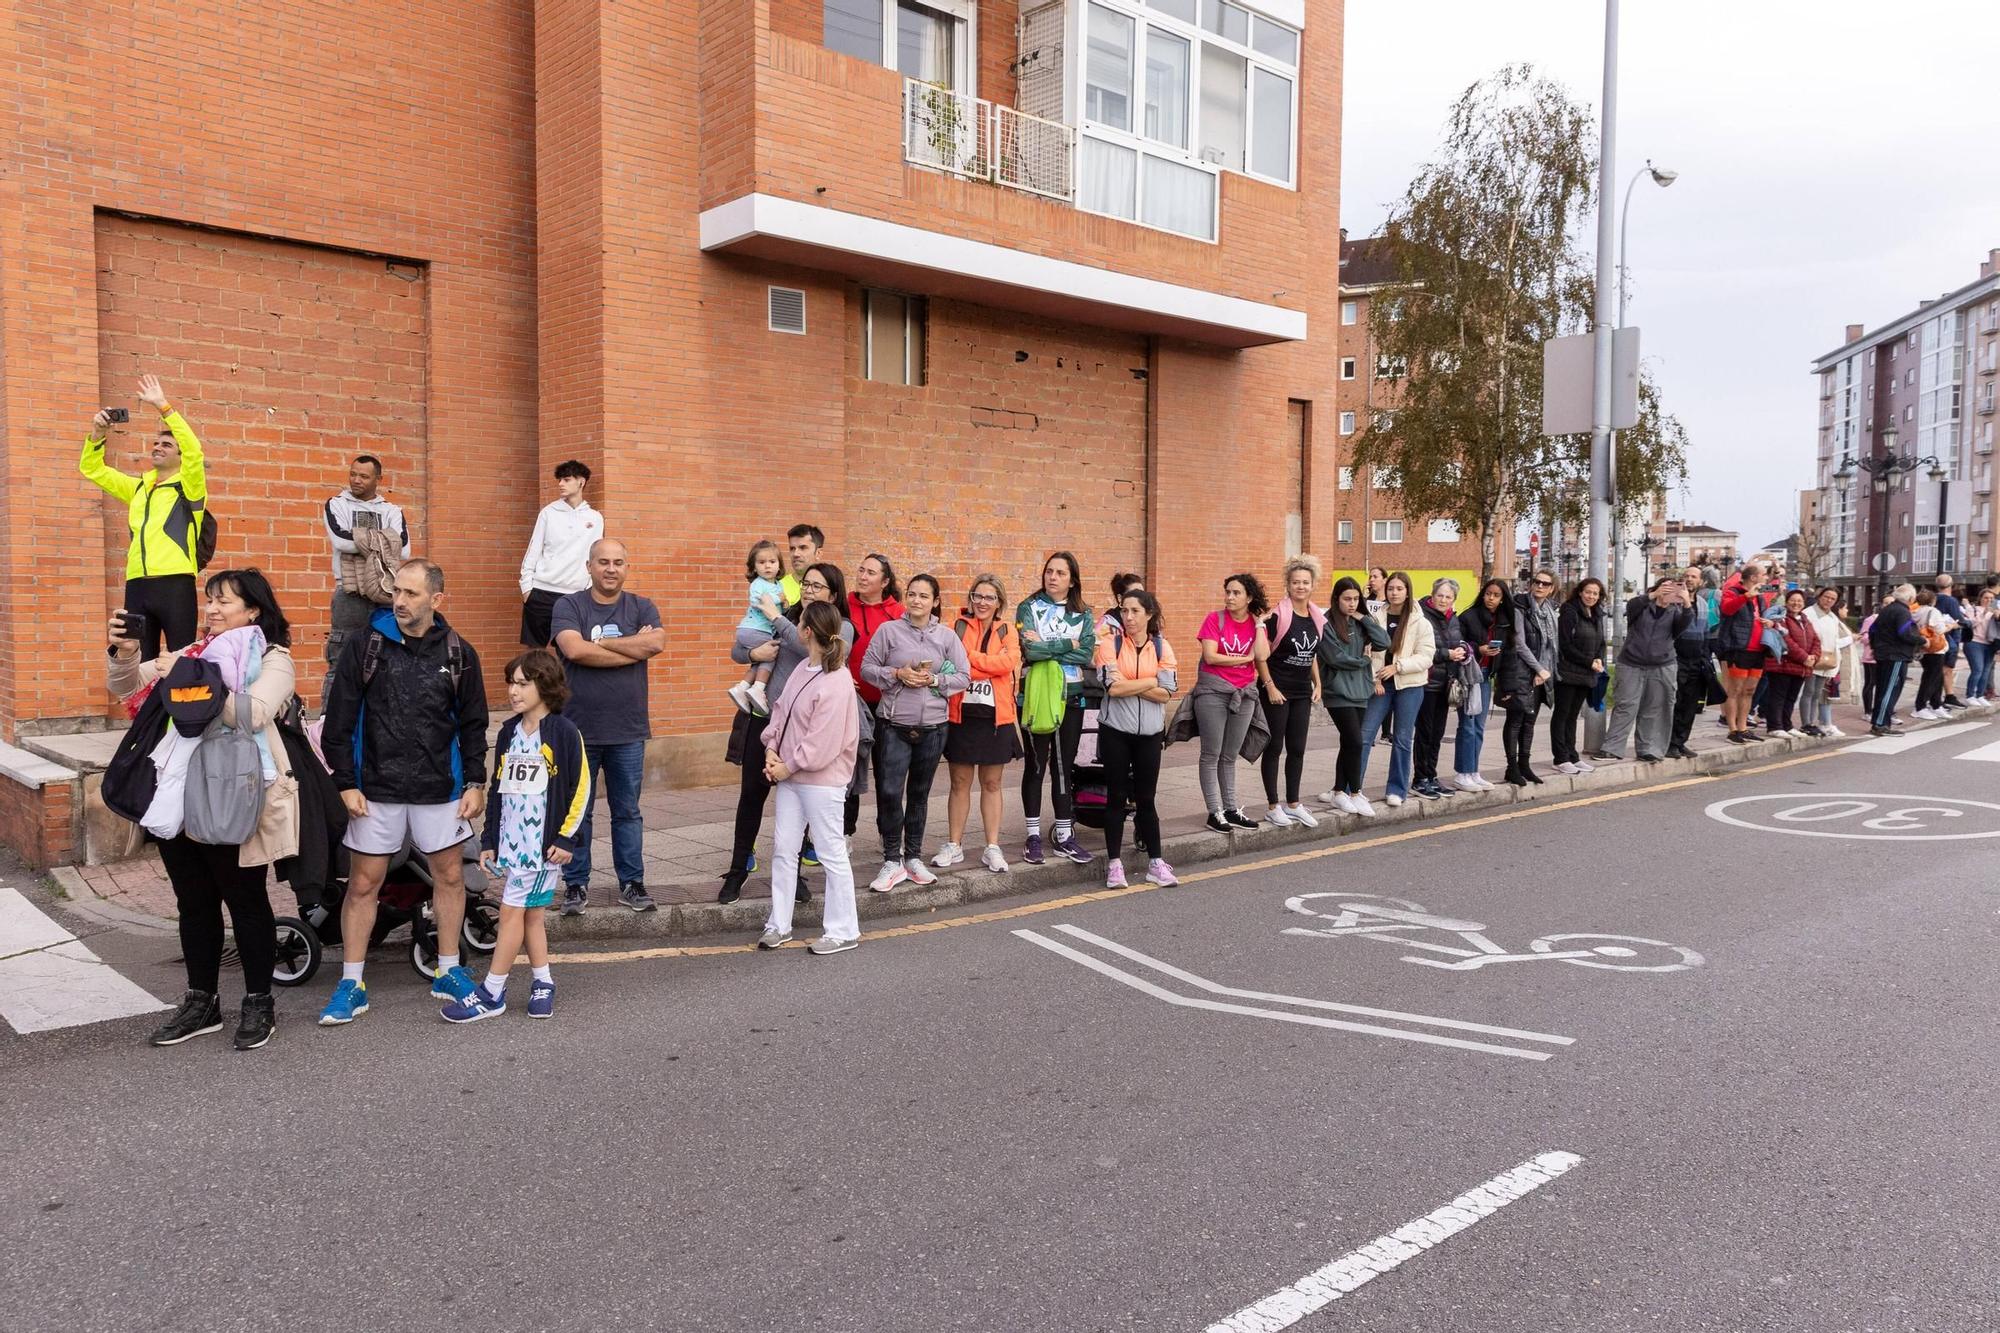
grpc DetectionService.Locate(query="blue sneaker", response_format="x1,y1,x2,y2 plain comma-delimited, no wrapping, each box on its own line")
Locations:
527,978,555,1020
430,964,478,1003
317,979,369,1026
801,840,820,868
746,845,759,874
442,986,506,1024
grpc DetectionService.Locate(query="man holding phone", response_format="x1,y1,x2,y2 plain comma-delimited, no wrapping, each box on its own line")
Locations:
81,374,206,657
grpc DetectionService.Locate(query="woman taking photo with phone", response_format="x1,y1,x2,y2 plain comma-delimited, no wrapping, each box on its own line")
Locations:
1314,576,1388,816
859,573,968,892
935,574,1021,875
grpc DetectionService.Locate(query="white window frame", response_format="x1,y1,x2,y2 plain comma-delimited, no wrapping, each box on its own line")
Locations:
1337,466,1353,489
830,0,977,94
1338,411,1356,435
1427,518,1460,543
1372,519,1403,543
1337,519,1353,543
1339,357,1356,380
862,289,927,385
1341,300,1357,325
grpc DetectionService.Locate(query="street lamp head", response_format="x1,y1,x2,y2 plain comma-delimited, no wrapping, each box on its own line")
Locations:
1646,161,1679,188
1927,460,1948,484
1880,420,1900,451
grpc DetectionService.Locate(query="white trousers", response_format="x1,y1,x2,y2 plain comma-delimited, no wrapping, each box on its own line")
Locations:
767,781,859,942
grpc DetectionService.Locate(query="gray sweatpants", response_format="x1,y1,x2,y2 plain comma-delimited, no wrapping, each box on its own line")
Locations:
1602,661,1677,758
1192,675,1255,813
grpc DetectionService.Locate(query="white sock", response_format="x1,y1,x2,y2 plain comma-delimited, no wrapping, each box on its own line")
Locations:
532,965,553,983
438,953,460,974
1025,816,1042,838
1054,820,1073,843
482,974,506,999
342,962,365,983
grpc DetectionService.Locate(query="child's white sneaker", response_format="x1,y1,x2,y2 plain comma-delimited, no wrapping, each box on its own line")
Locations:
727,681,754,713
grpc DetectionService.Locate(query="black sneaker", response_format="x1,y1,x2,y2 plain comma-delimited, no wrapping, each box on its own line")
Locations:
716,871,746,905
619,882,657,913
1204,812,1232,834
233,993,276,1051
1224,808,1259,830
1668,744,1695,759
1414,779,1445,800
559,885,588,917
150,989,223,1047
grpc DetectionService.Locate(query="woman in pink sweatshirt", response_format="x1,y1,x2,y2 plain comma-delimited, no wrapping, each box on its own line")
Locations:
758,601,862,954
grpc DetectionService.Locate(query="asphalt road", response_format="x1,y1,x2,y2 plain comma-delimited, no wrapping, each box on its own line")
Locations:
5,735,1999,1332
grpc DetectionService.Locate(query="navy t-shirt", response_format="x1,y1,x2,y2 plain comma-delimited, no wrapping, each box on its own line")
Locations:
551,590,660,746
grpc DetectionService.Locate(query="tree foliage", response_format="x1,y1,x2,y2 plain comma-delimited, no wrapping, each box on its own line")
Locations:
1350,64,1688,577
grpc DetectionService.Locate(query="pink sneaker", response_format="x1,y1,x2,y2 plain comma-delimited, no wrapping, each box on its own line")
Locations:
1145,858,1178,886
1104,861,1127,889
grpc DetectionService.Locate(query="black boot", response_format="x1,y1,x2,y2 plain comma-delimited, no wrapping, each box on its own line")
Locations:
150,989,223,1047
233,993,276,1051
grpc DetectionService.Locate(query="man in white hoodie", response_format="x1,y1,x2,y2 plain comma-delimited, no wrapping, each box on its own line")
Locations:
518,460,602,646
323,454,411,667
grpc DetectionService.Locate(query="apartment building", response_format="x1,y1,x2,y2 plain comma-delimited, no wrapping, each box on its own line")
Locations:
0,0,1342,862
1812,247,2000,607
1334,234,1499,594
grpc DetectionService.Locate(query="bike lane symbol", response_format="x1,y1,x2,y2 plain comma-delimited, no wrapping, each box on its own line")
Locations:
1282,894,1705,974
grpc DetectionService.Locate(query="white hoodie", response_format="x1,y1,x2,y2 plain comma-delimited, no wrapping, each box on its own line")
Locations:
519,498,602,595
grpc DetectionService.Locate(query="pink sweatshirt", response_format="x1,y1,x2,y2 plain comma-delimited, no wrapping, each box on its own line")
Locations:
761,663,859,788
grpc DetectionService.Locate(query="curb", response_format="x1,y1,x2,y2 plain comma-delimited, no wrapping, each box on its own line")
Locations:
45,864,179,937
544,726,1840,945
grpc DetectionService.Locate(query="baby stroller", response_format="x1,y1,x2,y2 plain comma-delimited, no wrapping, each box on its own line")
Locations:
1068,693,1111,830
269,838,498,987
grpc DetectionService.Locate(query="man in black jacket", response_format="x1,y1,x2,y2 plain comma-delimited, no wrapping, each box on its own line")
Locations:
317,558,491,1024
1867,584,1922,736
1597,578,1695,763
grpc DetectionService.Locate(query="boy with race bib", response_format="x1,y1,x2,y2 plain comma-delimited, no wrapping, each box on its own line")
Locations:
446,649,591,1023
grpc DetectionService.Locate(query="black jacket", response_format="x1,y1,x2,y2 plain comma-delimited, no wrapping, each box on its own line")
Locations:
1621,595,1694,668
272,717,348,909
323,609,490,804
1555,598,1607,686
1869,601,1921,664
482,712,591,858
1418,597,1467,691
1459,600,1512,685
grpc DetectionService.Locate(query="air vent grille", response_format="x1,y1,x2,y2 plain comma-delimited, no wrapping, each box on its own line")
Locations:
768,286,806,335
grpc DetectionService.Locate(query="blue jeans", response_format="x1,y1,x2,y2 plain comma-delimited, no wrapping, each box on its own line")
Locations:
1965,640,1993,700
1453,677,1493,775
875,722,949,863
1870,659,1909,729
1358,683,1425,799
564,740,646,889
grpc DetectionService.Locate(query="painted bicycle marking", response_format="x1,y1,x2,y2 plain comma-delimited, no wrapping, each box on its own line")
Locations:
1706,793,2000,841
1282,893,1704,974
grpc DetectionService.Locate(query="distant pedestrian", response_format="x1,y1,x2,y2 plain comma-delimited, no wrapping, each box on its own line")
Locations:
1866,584,1922,735
1599,576,1694,763
322,453,410,669
845,553,905,837
551,539,664,915
1716,560,1778,744
935,574,1022,875
859,573,968,892
1965,587,1996,707
1016,552,1097,864
1259,557,1324,826
1315,577,1388,816
1550,577,1606,773
758,602,863,956
1356,571,1434,807
1909,590,1953,718
1934,574,1974,708
1194,572,1270,832
1095,587,1179,886
82,375,208,657
781,523,825,605
1801,586,1851,737
517,459,600,647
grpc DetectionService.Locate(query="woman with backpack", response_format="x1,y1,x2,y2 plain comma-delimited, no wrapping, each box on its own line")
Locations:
104,568,299,1052
934,574,1022,875
1258,557,1324,828
1549,577,1607,775
1193,572,1271,833
1355,571,1435,808
1314,576,1388,816
1016,552,1097,866
1094,587,1179,888
858,573,969,893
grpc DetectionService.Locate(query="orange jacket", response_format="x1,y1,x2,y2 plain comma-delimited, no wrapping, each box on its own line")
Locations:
945,611,1021,727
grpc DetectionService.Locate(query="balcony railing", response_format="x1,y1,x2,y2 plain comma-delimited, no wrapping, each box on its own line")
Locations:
902,80,1074,203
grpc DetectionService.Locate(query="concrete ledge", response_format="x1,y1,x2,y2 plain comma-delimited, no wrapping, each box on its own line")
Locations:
0,741,79,789
543,729,1820,945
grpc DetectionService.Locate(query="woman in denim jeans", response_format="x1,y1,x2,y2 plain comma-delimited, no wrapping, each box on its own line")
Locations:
858,574,969,894
1355,571,1435,808
1451,578,1511,792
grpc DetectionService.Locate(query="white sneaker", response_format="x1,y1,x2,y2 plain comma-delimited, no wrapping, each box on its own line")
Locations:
1317,788,1343,806
1555,762,1580,776
980,844,1009,873
931,842,965,868
1350,795,1376,817
746,681,770,716
1454,774,1482,793
1384,794,1404,808
1824,725,1845,737
726,681,754,713
1266,805,1295,827
1285,804,1319,828
1331,792,1358,815
1575,760,1595,773
903,857,938,886
869,861,908,893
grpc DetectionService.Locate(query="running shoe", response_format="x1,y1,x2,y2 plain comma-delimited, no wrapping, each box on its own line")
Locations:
527,978,555,1019
808,935,858,955
1384,794,1404,808
1555,762,1580,776
1022,834,1045,865
1285,804,1319,828
1350,795,1376,817
317,979,368,1026
980,845,1009,873
931,842,965,868
757,928,792,950
903,857,938,886
442,987,506,1024
1223,809,1258,830
150,989,223,1046
1331,792,1358,815
1204,812,1232,833
430,964,478,1003
1105,861,1127,889
619,882,657,913
560,885,587,916
1265,805,1296,827
1052,835,1095,864
869,861,909,893
1145,859,1178,887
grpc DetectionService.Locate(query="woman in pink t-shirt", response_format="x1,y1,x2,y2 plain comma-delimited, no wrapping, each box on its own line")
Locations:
1192,573,1270,832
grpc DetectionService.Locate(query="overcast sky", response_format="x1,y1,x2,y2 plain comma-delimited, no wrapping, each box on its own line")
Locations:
1339,0,2000,550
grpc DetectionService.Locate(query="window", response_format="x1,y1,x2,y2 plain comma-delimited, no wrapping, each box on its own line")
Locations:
863,290,926,385
1376,355,1405,379
1079,135,1137,219
1201,0,1248,43
1338,466,1353,490
1371,467,1397,490
1905,405,1915,422
1143,28,1191,148
1149,0,1197,19
1249,66,1293,182
1341,301,1358,325
825,0,884,61
1197,43,1246,172
1251,15,1299,64
1337,520,1353,543
1340,358,1356,380
897,0,959,84
1140,153,1216,239
826,0,971,90
1428,519,1461,542
1373,519,1404,543
1086,4,1136,131
1338,411,1356,435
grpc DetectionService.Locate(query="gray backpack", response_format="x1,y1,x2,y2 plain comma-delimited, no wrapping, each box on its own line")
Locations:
184,707,266,847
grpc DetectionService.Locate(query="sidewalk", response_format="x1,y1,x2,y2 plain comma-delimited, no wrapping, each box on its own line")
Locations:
54,680,1956,943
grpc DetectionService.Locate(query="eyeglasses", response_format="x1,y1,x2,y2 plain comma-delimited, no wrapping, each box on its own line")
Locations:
1533,579,1554,588
969,592,999,603
801,580,830,593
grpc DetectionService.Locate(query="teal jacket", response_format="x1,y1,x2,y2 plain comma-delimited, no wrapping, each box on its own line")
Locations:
1315,613,1389,709
1016,592,1097,699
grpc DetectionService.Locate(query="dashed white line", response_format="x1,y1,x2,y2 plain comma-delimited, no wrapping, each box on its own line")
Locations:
0,885,166,1034
1203,1151,1584,1332
1953,737,2000,763
1844,720,1987,754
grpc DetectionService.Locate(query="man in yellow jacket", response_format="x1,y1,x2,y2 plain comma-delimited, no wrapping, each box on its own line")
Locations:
80,374,207,656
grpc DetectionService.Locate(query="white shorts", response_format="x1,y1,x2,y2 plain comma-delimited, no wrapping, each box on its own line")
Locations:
343,800,474,857
499,865,560,909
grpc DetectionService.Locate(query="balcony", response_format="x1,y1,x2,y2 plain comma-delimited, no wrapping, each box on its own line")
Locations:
902,81,1075,203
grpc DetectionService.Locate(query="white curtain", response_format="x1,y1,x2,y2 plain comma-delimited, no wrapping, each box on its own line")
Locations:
1141,153,1215,240
1080,135,1138,220
897,1,957,87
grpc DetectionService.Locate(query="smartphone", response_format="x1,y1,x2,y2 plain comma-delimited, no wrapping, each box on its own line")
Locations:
105,408,130,423
114,609,152,645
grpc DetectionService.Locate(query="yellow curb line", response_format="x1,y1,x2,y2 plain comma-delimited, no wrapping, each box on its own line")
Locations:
548,748,1841,966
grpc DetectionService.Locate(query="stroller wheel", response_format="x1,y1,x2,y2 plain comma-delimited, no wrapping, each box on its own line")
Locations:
410,930,439,981
271,916,322,987
461,901,500,955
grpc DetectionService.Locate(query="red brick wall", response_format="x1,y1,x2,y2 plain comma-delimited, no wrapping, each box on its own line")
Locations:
91,218,432,700
0,780,77,870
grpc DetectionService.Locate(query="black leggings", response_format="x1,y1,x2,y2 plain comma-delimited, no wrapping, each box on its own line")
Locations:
1915,655,1947,711
1021,703,1084,821
1326,705,1365,794
1260,694,1313,805
155,834,274,995
1763,672,1806,731
1413,688,1450,783
1550,682,1589,765
125,574,199,658
1099,727,1163,860
728,722,773,875
1501,696,1541,772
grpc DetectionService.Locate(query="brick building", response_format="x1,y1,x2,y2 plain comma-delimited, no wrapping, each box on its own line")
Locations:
1334,234,1502,594
0,1,1344,863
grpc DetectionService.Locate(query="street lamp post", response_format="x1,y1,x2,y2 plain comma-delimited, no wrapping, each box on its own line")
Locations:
1833,457,1855,605
1607,160,1678,641
1836,422,1945,604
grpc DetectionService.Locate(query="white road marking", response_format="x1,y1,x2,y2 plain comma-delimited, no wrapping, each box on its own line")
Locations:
1048,924,1574,1046
1954,738,2000,763
1012,929,1563,1061
0,885,167,1034
1706,793,2000,840
1203,1150,1584,1332
1844,720,1987,753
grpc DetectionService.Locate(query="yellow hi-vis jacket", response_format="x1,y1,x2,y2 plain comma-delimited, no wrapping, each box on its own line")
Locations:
79,411,207,580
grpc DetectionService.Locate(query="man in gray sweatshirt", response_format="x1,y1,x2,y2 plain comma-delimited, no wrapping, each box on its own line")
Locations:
1598,577,1695,763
